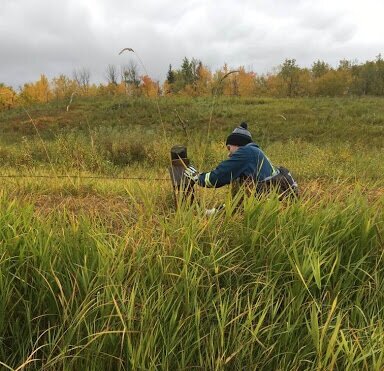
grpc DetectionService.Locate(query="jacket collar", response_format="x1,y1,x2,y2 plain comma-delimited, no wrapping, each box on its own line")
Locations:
245,142,259,148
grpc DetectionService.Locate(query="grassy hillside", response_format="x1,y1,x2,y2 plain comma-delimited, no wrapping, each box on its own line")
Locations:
0,96,383,369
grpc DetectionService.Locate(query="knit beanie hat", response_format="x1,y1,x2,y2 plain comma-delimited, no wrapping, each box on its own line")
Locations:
226,122,252,146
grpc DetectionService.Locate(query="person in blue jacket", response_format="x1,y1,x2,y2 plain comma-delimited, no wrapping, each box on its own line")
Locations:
184,122,298,199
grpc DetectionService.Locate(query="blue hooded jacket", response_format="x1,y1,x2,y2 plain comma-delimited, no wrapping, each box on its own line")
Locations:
198,143,278,188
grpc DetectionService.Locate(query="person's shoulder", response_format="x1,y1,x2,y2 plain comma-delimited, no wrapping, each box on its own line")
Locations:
232,144,258,159
240,143,260,153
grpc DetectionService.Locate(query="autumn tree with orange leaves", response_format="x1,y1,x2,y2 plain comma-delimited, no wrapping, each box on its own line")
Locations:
141,75,159,97
3,54,384,110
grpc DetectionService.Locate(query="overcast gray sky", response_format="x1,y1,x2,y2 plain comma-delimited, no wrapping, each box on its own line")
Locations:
1,0,383,89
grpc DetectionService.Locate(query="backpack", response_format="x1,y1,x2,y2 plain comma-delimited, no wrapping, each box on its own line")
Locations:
255,166,299,199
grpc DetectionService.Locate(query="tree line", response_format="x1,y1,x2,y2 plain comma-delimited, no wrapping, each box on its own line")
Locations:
1,55,384,110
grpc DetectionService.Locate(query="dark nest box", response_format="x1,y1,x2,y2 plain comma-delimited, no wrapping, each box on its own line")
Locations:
169,145,195,205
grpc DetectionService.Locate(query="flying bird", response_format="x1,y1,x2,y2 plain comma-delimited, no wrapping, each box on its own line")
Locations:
119,48,134,55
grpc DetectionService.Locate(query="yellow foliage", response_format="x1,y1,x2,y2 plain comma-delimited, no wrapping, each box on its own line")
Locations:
181,84,198,97
107,83,125,96
265,74,285,97
222,76,233,96
99,82,127,96
2,61,362,106
314,70,352,96
0,85,17,110
297,69,313,96
162,80,173,96
237,67,256,96
211,65,232,96
52,75,77,100
21,74,52,103
195,65,212,96
87,84,99,97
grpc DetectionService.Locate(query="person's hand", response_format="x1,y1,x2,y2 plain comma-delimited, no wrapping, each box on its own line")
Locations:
183,165,199,183
205,204,225,216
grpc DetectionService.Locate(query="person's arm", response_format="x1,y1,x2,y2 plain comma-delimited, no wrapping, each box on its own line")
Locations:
198,149,248,188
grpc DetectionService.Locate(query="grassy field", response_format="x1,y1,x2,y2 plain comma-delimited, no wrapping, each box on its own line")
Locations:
0,96,383,370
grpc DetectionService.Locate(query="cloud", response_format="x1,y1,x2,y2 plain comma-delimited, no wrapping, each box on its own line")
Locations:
0,0,383,88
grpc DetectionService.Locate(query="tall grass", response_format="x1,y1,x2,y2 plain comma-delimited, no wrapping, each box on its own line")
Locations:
0,96,383,369
0,187,383,369
1,96,383,184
